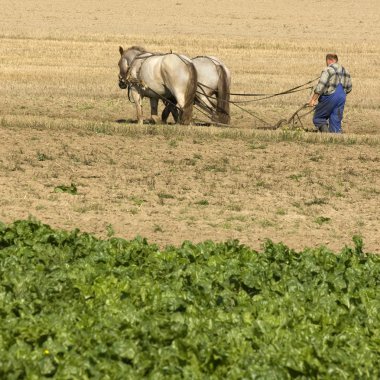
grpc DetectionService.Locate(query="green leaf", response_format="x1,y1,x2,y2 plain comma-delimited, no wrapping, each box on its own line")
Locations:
53,183,78,195
0,219,379,379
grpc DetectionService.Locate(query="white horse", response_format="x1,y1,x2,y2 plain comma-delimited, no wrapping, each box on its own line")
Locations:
162,55,231,125
118,46,197,125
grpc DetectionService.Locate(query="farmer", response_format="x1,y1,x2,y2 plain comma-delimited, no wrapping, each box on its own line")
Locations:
309,54,352,133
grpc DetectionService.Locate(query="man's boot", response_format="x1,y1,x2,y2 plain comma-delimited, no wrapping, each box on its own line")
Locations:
320,124,329,133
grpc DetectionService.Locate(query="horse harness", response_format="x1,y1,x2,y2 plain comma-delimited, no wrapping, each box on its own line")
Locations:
121,52,194,109
122,52,195,114
123,52,194,89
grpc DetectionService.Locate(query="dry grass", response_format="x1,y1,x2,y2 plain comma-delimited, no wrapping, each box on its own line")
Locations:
1,1,380,133
0,0,379,251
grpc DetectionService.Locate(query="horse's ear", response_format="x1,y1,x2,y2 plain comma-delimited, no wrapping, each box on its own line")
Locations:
119,46,124,56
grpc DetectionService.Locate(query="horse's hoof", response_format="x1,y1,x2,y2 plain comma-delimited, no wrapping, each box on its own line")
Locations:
150,115,161,124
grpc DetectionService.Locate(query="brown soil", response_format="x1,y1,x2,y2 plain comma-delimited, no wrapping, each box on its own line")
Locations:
1,123,379,253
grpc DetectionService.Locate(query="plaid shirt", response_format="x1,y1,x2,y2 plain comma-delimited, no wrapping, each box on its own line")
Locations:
314,63,352,95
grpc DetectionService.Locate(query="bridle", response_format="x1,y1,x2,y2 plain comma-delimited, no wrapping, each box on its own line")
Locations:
118,56,151,104
118,69,137,103
118,73,128,90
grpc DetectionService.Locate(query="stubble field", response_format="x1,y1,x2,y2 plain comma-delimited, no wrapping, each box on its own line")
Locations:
0,0,379,252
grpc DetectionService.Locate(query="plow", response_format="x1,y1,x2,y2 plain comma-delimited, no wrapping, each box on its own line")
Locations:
192,77,319,130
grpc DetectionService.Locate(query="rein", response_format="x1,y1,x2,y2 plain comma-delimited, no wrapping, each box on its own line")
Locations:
197,77,318,102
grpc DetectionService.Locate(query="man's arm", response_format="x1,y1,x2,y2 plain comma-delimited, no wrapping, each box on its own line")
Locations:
344,69,352,94
309,93,320,107
309,69,330,106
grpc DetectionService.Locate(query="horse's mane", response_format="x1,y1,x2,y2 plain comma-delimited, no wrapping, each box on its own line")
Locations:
128,46,147,53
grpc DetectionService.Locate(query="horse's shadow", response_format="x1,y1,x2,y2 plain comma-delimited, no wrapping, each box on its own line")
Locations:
115,119,212,127
115,119,155,125
115,118,190,126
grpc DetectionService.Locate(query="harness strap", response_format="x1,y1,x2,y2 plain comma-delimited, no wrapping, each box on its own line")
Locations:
127,52,193,88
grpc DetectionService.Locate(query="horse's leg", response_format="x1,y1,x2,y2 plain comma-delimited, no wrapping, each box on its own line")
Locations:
161,104,171,124
171,106,179,123
161,102,179,124
161,61,196,125
131,88,143,125
149,98,160,124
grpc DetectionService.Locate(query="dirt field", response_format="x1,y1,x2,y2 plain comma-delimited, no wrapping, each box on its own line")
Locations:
1,0,379,252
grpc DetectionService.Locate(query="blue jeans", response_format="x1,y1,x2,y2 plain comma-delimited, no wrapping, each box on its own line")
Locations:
313,84,346,133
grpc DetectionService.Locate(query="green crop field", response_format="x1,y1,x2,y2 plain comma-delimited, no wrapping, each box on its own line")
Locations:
1,220,379,379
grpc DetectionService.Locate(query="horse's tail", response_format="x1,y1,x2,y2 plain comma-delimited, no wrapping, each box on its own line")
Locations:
216,63,231,125
181,61,197,125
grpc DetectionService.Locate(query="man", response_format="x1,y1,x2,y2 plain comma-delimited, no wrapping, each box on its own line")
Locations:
309,54,352,133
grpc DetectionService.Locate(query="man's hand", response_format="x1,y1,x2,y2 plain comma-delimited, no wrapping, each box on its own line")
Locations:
308,93,319,107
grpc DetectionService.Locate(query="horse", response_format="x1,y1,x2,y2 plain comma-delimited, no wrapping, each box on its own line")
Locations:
118,46,197,125
161,55,231,125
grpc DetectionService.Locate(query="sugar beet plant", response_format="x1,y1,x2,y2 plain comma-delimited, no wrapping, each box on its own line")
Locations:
0,220,379,379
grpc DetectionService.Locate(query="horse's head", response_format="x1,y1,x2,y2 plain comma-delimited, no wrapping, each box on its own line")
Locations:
118,46,128,89
118,46,148,89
